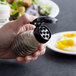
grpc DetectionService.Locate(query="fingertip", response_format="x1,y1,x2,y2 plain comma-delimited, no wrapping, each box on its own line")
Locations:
32,57,38,61
24,55,38,62
40,49,46,55
31,25,36,29
16,57,24,62
25,24,35,30
24,56,32,61
33,51,40,57
29,24,35,30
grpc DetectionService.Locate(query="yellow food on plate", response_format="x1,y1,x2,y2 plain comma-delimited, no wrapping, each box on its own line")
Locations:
57,39,74,50
62,33,76,38
56,32,76,52
22,0,32,7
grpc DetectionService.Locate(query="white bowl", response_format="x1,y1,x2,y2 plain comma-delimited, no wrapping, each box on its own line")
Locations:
38,0,60,17
0,4,10,19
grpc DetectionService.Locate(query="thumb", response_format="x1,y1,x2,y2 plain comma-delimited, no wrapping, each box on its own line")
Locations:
16,13,37,25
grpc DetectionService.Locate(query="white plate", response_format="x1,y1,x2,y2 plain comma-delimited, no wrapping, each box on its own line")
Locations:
47,31,76,55
38,0,60,17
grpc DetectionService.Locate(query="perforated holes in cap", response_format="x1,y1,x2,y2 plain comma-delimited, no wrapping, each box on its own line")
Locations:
39,26,50,40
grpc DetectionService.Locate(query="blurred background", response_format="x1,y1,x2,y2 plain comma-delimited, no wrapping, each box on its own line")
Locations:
0,0,76,76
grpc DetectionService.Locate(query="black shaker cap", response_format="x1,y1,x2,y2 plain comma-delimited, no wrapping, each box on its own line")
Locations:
31,16,57,43
33,22,51,43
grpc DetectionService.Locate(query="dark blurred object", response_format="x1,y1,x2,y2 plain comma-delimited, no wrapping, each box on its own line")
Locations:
30,16,58,25
26,4,40,17
9,12,19,20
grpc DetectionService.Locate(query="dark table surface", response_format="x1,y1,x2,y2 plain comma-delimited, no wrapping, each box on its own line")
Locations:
1,0,76,76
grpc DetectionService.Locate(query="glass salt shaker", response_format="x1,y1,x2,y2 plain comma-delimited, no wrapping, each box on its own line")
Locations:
11,16,57,57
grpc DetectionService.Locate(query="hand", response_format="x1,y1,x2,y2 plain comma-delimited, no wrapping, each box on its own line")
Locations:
0,14,46,63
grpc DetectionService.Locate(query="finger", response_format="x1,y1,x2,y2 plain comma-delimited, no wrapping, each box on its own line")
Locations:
29,24,35,30
33,44,47,57
14,14,36,29
33,51,40,57
40,49,46,55
13,13,37,31
33,48,46,57
38,44,47,51
25,24,35,30
25,24,30,30
30,24,36,30
24,56,32,62
25,13,37,23
16,57,25,63
16,56,32,63
24,56,38,63
32,56,38,61
18,25,26,33
21,14,37,24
